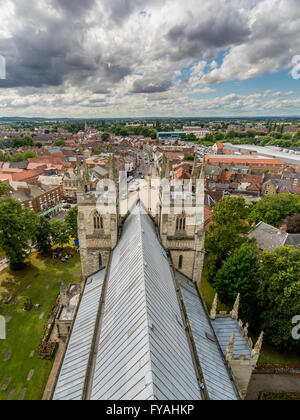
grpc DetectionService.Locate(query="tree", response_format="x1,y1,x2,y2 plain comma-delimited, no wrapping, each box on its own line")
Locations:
23,150,38,160
0,180,10,197
204,197,250,281
101,133,110,142
50,219,71,248
226,130,236,139
257,246,300,351
294,130,300,140
34,216,52,255
214,241,260,325
65,206,78,239
285,213,300,233
248,194,300,228
0,199,37,270
53,138,66,147
214,132,224,141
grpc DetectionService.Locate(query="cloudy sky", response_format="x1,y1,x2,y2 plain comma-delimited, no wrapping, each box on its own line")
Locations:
0,0,300,118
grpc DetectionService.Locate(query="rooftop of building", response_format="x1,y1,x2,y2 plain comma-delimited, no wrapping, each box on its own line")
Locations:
53,202,240,401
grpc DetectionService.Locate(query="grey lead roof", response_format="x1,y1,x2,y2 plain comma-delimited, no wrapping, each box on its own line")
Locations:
90,203,201,401
177,271,239,401
248,222,288,251
53,270,106,401
212,318,252,360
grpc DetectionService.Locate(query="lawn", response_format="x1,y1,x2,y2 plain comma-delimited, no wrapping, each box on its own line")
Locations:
0,248,82,401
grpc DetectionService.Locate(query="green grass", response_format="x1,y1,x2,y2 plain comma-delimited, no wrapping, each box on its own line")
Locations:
258,340,300,366
0,249,82,400
200,275,229,312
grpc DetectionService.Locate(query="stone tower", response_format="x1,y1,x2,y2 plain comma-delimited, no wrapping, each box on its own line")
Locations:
158,155,205,287
77,155,119,278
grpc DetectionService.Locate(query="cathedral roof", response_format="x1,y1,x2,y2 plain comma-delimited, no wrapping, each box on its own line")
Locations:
53,202,239,401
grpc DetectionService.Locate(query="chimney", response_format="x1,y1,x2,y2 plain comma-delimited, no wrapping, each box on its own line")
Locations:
280,224,287,233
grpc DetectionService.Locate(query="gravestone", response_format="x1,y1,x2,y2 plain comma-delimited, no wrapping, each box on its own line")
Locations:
18,389,27,401
3,351,11,362
7,388,15,400
29,351,35,359
1,378,10,391
27,369,34,381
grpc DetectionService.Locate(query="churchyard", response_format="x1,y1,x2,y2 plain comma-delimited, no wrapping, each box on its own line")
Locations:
0,249,81,400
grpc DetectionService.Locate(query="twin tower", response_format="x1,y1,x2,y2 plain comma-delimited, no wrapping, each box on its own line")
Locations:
77,154,205,286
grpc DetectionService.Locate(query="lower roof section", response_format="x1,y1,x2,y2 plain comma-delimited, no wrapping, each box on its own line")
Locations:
177,271,239,401
53,269,106,401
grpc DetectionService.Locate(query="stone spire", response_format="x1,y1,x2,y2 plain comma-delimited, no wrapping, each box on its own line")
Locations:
226,331,236,361
210,294,218,320
251,332,264,358
230,293,240,320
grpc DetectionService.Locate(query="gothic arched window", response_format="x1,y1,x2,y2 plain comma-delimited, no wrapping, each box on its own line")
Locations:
93,213,103,231
176,217,186,232
99,253,103,267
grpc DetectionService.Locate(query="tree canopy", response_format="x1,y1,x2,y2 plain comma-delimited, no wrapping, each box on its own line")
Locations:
214,241,260,325
204,197,250,282
257,246,300,351
248,194,300,228
0,199,37,270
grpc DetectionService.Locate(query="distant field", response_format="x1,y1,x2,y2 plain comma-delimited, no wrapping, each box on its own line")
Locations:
0,249,81,401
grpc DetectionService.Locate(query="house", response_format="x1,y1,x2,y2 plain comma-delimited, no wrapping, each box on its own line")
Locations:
248,222,300,251
212,143,224,155
10,182,63,214
261,179,292,196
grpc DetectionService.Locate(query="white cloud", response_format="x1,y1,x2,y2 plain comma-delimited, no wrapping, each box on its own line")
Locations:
0,0,299,116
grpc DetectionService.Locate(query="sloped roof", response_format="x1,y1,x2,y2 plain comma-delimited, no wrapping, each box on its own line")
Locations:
211,318,252,359
90,203,201,400
53,270,106,401
177,272,239,401
248,222,288,251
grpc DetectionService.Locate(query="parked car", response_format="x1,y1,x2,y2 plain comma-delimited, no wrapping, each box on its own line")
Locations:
67,198,77,204
63,204,71,209
128,186,136,193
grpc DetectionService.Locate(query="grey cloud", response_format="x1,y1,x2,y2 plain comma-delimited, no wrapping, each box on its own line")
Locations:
166,8,250,60
52,0,96,15
131,79,173,94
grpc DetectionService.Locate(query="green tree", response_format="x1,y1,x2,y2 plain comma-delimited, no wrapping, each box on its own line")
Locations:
257,246,300,351
34,216,52,255
53,138,66,147
23,150,38,160
0,199,37,270
248,194,300,228
226,130,236,139
65,206,78,239
0,180,10,196
204,197,250,281
214,241,260,325
294,130,300,140
101,133,110,142
50,219,71,248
